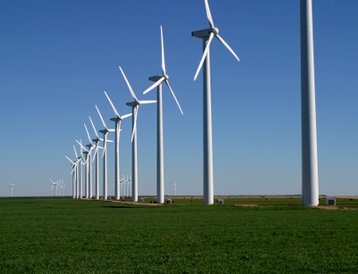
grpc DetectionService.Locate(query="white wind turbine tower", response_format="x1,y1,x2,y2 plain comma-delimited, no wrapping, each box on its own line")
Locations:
119,66,156,202
50,181,56,197
73,145,81,199
65,155,78,198
77,139,90,199
104,90,132,201
9,182,15,197
95,105,114,201
300,0,319,206
74,141,85,199
59,179,65,196
84,123,96,199
192,0,240,205
89,116,103,200
143,26,184,204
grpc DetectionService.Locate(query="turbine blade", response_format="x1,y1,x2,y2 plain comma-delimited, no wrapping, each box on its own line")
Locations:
143,77,165,95
102,134,107,158
84,123,92,144
139,100,157,105
73,145,78,158
194,32,214,81
78,139,83,154
216,34,240,62
104,90,120,117
119,66,138,102
204,0,215,28
160,25,166,75
95,105,108,130
165,80,184,115
76,139,88,152
117,123,122,148
131,106,139,143
92,147,97,163
121,113,132,120
65,156,74,164
89,116,100,139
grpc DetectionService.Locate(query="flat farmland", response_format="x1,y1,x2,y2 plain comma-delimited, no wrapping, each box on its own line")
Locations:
0,197,357,273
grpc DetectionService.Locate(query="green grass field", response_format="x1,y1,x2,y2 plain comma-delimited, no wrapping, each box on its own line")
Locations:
0,197,357,273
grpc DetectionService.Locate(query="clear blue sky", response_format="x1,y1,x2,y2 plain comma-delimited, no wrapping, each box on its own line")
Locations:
0,0,357,197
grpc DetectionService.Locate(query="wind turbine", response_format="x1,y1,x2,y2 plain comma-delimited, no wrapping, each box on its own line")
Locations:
50,179,59,196
89,116,103,200
119,66,156,202
76,140,87,199
65,155,78,198
59,179,65,196
192,0,240,205
9,182,15,197
300,0,319,206
84,123,96,199
143,25,183,204
95,105,114,201
73,145,81,199
104,90,132,201
77,139,90,199
50,181,56,197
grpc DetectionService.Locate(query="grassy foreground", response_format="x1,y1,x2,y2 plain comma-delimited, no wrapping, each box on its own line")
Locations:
0,197,357,273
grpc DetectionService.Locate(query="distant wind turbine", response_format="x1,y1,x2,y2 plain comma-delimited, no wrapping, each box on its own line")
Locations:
192,0,240,205
77,139,90,199
89,116,103,200
65,155,79,198
84,123,96,199
143,25,183,204
95,105,114,200
9,182,15,197
73,145,81,199
119,66,156,202
74,141,85,199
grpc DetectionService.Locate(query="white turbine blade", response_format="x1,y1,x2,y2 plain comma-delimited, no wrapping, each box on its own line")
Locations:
119,66,138,102
165,80,184,115
139,100,157,105
95,105,108,130
76,139,89,152
194,32,214,81
78,140,83,154
204,0,215,28
121,113,132,120
131,106,138,143
89,116,100,139
102,135,107,158
160,25,166,75
73,145,78,158
143,77,165,95
92,147,98,163
216,34,240,62
65,156,74,164
104,90,120,117
84,123,92,144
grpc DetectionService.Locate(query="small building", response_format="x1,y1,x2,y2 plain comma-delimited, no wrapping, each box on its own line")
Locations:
326,196,336,206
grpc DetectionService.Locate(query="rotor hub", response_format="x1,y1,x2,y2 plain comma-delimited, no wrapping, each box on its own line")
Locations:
212,27,219,35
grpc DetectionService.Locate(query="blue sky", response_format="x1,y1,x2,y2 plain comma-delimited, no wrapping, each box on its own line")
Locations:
0,0,357,197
